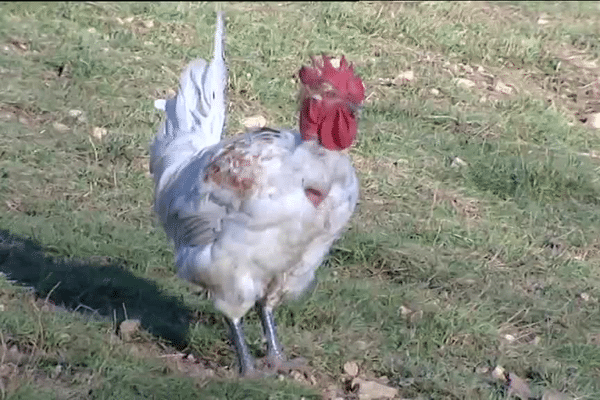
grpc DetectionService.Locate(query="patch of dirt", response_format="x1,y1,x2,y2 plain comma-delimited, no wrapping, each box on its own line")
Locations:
354,154,413,192
565,238,600,264
352,154,411,231
0,104,56,130
130,156,151,177
4,197,26,213
426,187,482,224
426,49,599,132
367,2,600,133
3,38,29,54
451,4,600,127
497,322,540,347
429,51,597,126
479,52,600,126
126,341,358,398
353,153,482,228
0,337,100,400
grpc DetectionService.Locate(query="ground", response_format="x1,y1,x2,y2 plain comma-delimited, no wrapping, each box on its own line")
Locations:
0,2,600,399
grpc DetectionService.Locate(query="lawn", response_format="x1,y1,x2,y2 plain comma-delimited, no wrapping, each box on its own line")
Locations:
1,2,599,399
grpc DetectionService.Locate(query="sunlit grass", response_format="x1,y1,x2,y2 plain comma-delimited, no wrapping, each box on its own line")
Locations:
1,2,599,398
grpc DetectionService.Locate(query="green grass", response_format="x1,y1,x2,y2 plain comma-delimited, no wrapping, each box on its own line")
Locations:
1,1,600,399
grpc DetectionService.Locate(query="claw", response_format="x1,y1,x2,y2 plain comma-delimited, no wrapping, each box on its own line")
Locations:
268,356,310,375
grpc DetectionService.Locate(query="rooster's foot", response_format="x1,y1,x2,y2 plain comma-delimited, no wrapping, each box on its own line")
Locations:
261,356,310,376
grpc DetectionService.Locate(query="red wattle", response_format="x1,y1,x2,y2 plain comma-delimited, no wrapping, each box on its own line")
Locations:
300,97,319,142
318,106,355,151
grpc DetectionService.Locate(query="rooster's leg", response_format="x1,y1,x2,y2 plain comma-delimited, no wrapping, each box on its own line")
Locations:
227,317,255,376
258,303,309,373
258,303,285,366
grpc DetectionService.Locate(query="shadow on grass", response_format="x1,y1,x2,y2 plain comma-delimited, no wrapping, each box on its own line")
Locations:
0,229,194,349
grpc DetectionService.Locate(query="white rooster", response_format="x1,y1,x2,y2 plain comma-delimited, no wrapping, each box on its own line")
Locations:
150,13,365,376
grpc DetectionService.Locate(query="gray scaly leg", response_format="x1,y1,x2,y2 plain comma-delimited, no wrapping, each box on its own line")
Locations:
258,303,285,367
227,317,256,376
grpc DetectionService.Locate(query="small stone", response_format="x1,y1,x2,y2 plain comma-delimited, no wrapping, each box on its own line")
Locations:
12,41,27,52
290,370,305,382
242,115,267,130
455,78,476,89
504,334,516,342
52,122,70,133
343,361,359,377
491,365,506,381
393,70,415,85
494,80,514,95
69,109,87,122
91,127,107,140
352,378,398,400
587,113,600,129
450,156,468,168
580,292,590,302
142,20,154,28
430,88,440,96
461,64,474,74
475,365,489,374
0,111,14,121
119,319,141,341
399,305,412,316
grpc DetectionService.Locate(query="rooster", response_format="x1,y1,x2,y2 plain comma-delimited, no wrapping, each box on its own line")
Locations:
150,12,364,376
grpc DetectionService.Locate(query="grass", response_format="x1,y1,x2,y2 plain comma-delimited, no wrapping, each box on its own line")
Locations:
1,1,600,399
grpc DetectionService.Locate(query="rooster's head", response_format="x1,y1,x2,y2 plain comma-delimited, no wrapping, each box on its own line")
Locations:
299,55,365,151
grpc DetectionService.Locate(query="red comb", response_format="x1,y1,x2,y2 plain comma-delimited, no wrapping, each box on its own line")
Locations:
299,55,365,151
299,55,365,105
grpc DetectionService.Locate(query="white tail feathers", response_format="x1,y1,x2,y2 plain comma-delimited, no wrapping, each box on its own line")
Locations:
157,12,227,149
213,11,225,72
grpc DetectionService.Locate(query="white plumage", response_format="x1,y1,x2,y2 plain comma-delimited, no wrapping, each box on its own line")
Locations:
150,12,362,375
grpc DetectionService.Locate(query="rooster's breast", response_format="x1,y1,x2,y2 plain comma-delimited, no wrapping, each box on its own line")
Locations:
176,128,358,319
